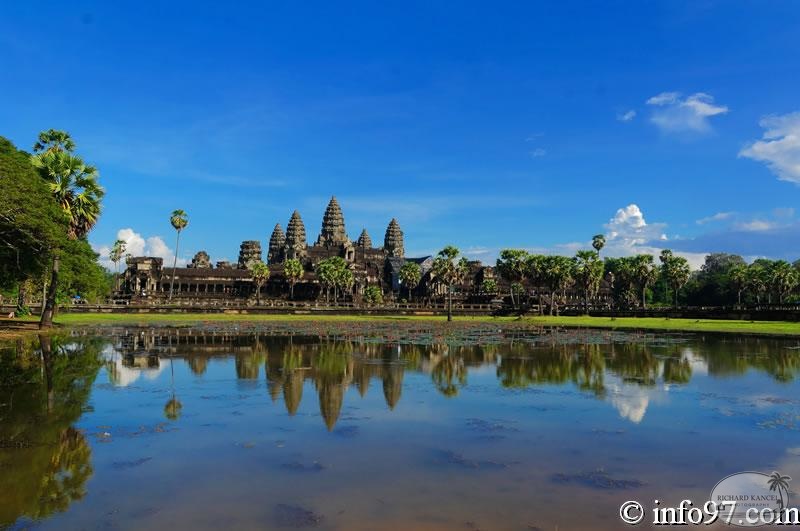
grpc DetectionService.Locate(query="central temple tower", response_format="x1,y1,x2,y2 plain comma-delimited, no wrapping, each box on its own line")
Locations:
316,196,350,247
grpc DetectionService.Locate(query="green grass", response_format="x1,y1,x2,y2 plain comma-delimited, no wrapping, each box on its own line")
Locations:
42,312,800,336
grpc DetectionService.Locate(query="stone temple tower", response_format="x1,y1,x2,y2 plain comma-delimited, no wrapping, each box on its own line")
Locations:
268,223,285,264
285,210,307,260
356,228,372,248
383,218,404,257
316,196,349,247
238,240,262,269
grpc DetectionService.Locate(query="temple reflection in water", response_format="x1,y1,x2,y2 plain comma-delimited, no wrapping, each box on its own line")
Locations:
102,328,800,430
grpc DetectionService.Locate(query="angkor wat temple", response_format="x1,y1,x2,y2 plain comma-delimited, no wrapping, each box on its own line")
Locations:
118,196,491,303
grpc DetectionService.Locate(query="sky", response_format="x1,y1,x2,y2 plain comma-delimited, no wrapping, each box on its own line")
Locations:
2,1,799,269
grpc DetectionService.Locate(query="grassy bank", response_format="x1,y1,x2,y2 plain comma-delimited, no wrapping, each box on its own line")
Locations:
32,312,800,336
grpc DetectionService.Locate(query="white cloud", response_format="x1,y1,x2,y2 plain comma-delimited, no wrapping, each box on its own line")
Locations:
604,204,667,248
696,211,734,225
529,147,547,158
647,91,728,133
735,219,776,232
739,112,800,183
93,228,187,271
617,110,636,122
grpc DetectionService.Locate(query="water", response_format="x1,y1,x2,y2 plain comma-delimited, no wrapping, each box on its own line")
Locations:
1,324,799,530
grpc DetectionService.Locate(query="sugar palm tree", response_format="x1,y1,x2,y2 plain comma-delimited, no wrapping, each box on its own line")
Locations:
283,258,304,299
33,129,76,154
110,239,126,275
632,254,658,309
31,147,104,328
573,250,604,314
729,264,747,306
249,260,270,304
399,261,421,302
496,249,529,310
167,209,188,300
591,234,606,256
432,246,469,322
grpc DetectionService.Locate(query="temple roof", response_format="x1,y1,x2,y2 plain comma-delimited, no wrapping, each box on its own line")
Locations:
384,218,404,257
286,210,307,248
316,196,348,246
356,228,372,248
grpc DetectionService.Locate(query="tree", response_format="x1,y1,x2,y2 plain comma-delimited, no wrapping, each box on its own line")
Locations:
109,239,126,275
573,250,604,314
769,260,798,304
745,262,768,304
659,250,691,307
525,253,547,314
363,285,383,305
33,129,75,154
283,258,303,300
398,261,421,302
31,132,104,328
496,249,529,309
767,471,791,510
316,258,336,303
167,209,188,301
541,255,574,315
632,254,658,309
432,245,469,322
0,137,65,313
481,278,498,295
591,234,606,256
729,264,747,306
248,260,270,304
316,256,351,304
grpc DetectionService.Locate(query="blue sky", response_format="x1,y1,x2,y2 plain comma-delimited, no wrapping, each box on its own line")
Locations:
2,1,799,268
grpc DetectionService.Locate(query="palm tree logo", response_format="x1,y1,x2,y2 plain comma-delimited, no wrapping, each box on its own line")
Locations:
767,471,791,510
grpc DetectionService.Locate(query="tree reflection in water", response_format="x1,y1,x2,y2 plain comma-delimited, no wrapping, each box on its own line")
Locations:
0,334,103,526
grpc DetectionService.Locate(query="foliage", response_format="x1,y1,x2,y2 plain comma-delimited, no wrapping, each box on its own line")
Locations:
316,256,352,303
481,278,498,295
432,245,469,321
0,137,65,292
659,250,691,306
398,261,421,300
591,234,606,254
248,260,270,303
496,249,528,308
109,239,126,274
283,258,304,299
363,285,384,305
573,250,604,313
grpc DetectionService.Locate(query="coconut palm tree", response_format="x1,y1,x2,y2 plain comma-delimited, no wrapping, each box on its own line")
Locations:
399,261,421,302
591,234,606,256
31,147,104,328
283,258,304,300
767,471,791,510
167,209,188,300
249,260,270,305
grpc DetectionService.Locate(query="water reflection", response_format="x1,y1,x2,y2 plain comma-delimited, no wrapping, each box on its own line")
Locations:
1,329,800,528
0,335,103,526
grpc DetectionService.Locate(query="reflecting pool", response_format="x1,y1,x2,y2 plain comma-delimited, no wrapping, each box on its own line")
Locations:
1,324,799,530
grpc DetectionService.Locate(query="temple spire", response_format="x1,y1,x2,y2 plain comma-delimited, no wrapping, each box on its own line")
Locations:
356,228,372,248
384,218,404,257
316,196,348,246
285,210,307,259
268,223,286,264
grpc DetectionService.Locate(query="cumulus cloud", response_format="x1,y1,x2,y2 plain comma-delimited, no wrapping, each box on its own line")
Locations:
739,112,800,183
647,91,728,133
696,211,734,225
93,228,187,270
604,204,667,249
617,110,636,122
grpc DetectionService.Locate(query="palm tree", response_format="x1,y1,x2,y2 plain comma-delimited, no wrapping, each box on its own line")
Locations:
31,146,104,328
33,129,76,154
659,250,691,307
432,245,469,322
746,263,768,304
632,254,658,309
249,260,270,304
399,261,421,302
283,258,304,300
573,250,604,314
110,239,126,275
592,234,606,256
167,209,188,300
541,255,574,315
729,264,747,306
767,471,791,510
770,260,798,304
496,249,529,309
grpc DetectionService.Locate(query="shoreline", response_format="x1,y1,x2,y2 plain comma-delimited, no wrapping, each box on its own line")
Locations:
3,313,800,338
